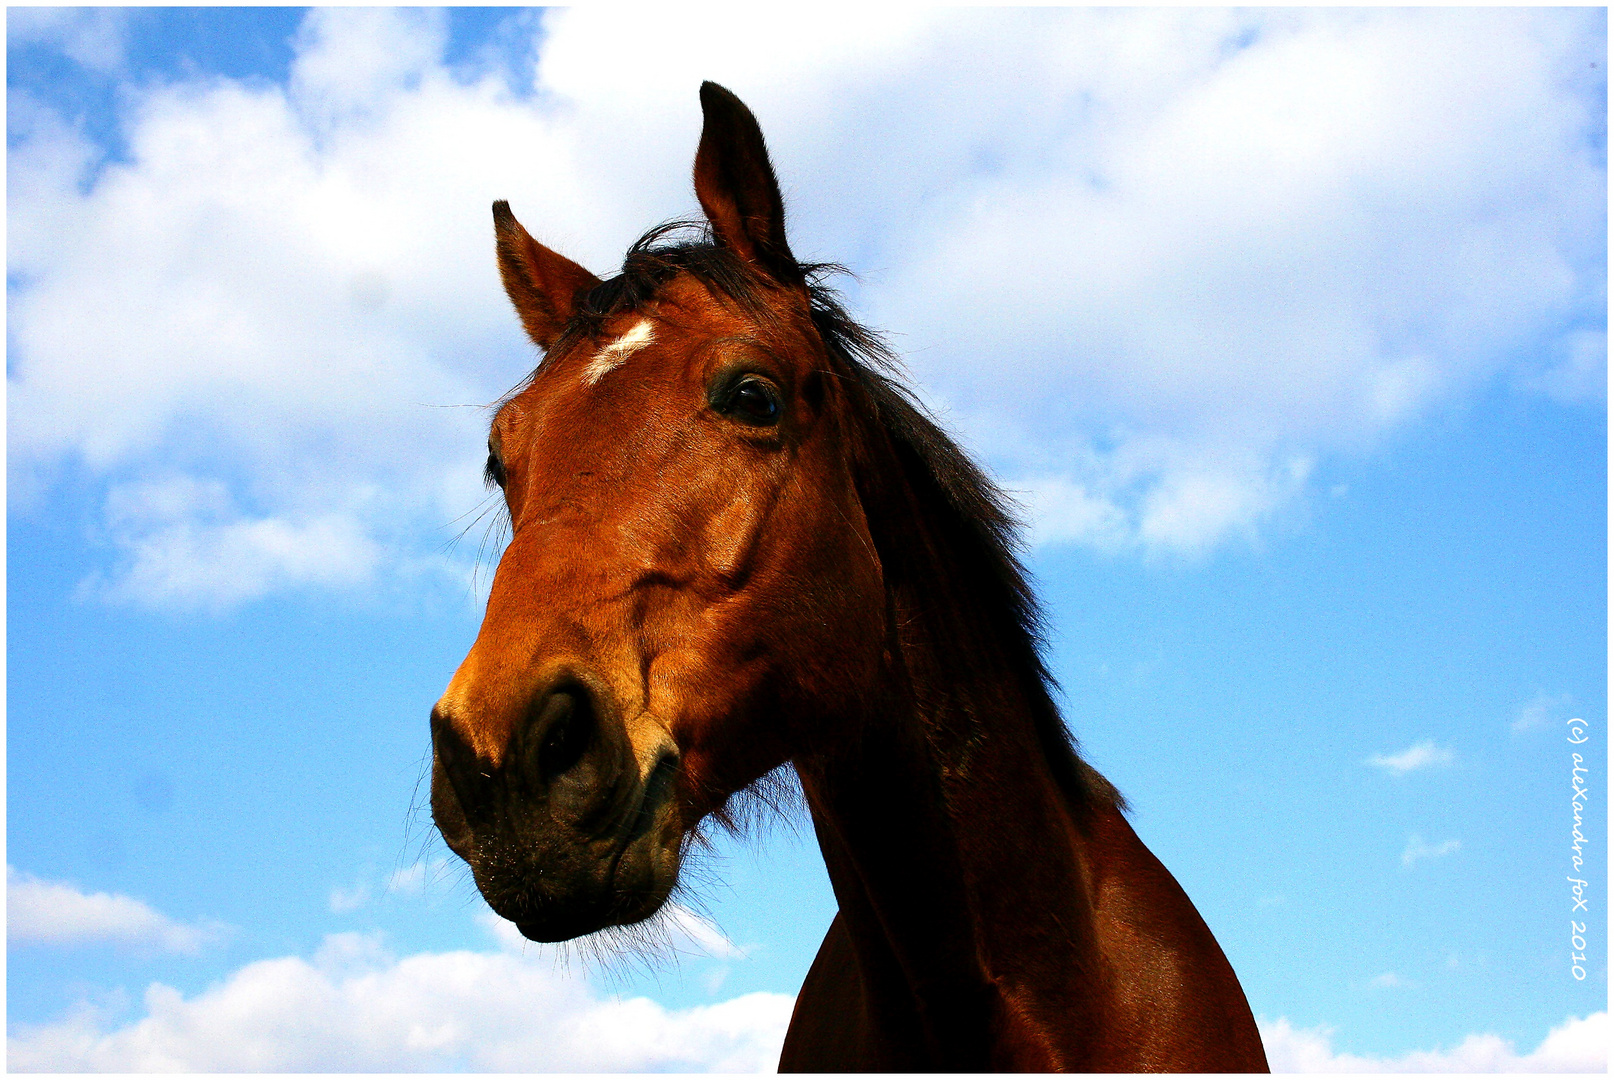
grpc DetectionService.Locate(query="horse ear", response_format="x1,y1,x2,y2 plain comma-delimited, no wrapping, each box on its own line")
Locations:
693,82,802,286
492,201,601,349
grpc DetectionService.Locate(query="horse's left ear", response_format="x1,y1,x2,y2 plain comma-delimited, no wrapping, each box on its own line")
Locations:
694,82,802,286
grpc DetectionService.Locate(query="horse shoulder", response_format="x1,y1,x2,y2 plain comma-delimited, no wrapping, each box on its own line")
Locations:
1081,802,1270,1072
778,912,876,1072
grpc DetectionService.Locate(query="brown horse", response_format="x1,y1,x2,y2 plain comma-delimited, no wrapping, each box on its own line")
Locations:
430,82,1268,1072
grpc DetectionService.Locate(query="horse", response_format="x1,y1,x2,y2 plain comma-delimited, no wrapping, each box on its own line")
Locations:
429,81,1269,1072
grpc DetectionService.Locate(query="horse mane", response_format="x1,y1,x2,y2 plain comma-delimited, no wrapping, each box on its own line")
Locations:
542,222,1122,815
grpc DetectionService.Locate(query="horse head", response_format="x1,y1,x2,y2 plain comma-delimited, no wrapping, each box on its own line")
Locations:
430,83,887,943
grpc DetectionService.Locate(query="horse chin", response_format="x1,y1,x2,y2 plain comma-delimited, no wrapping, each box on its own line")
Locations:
503,843,679,943
512,880,673,943
482,794,686,944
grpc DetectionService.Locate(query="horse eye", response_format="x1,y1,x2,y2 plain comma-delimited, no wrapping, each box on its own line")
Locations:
484,451,507,489
726,377,781,426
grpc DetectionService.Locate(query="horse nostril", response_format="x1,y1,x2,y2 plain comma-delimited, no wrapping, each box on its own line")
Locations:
431,707,495,822
527,685,597,786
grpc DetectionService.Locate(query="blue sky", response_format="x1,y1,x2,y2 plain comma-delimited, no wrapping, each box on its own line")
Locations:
6,7,1607,1071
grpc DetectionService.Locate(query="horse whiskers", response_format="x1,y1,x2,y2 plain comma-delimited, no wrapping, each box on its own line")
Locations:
436,492,506,561
469,509,511,598
440,490,504,533
535,772,807,981
504,858,730,989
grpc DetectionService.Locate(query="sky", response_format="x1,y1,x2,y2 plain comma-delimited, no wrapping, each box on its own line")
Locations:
5,6,1608,1072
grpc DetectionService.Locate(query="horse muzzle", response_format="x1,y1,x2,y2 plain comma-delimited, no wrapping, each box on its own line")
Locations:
429,675,684,942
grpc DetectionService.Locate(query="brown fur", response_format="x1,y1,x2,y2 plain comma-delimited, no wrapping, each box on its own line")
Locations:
430,82,1268,1072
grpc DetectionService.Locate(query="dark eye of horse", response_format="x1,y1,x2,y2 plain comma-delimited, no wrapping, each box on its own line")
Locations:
484,451,507,489
723,377,781,426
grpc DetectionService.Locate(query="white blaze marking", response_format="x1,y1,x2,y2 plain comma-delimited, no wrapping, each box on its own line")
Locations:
582,319,655,384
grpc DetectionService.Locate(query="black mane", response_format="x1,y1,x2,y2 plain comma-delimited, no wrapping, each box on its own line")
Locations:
543,223,1120,813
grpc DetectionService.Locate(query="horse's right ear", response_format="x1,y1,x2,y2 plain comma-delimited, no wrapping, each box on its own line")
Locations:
492,201,601,349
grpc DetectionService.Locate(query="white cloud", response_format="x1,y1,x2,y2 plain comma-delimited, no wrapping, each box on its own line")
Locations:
1366,740,1455,774
5,931,794,1072
857,9,1603,553
1018,475,1133,553
7,8,1603,606
1138,453,1312,555
79,477,383,609
658,903,749,962
327,857,464,913
1519,328,1608,406
13,910,1599,1074
1369,972,1405,989
1401,835,1462,869
1260,1011,1607,1072
290,8,450,133
328,883,370,915
7,8,129,73
1512,691,1575,733
6,867,229,955
9,8,528,609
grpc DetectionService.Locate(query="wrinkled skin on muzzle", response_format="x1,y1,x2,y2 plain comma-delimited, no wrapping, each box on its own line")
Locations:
431,658,684,940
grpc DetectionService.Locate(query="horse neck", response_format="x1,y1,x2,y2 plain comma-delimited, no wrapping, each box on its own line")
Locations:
889,567,1106,956
792,462,1109,1066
